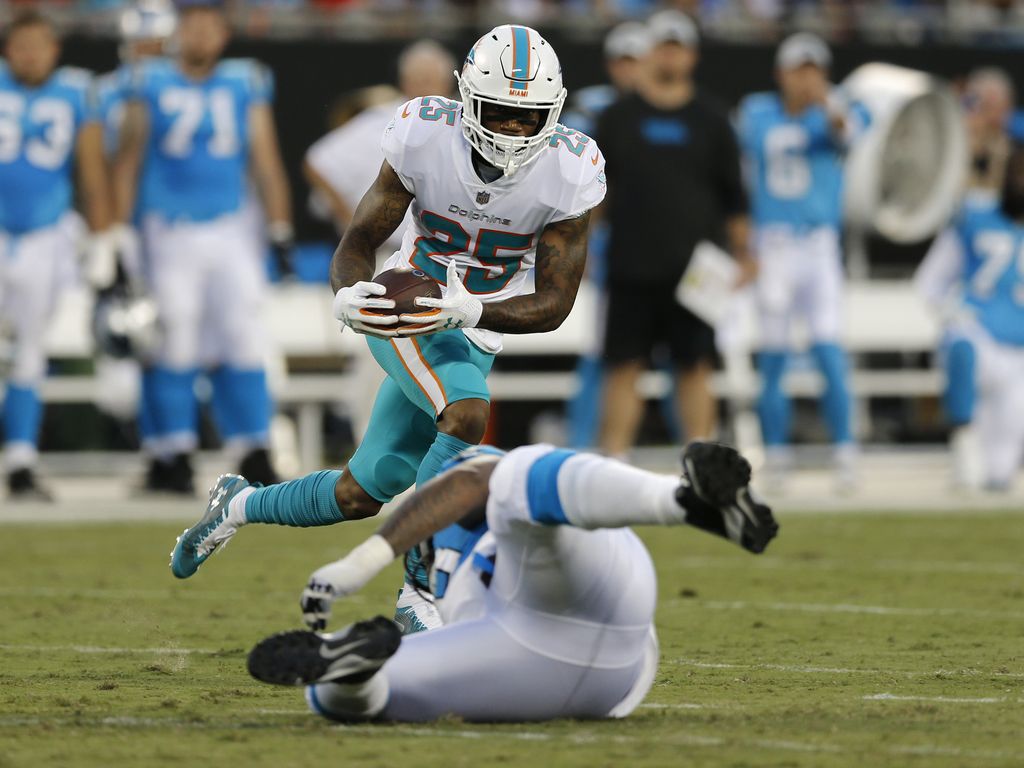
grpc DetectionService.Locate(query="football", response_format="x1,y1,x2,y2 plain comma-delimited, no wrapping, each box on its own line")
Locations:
369,267,443,316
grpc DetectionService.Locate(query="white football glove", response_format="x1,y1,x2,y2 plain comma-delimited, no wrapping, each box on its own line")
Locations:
332,281,399,338
398,260,483,336
82,229,119,290
299,535,395,630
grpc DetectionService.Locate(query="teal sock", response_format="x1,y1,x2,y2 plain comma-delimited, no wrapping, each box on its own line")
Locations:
415,432,474,488
244,469,345,527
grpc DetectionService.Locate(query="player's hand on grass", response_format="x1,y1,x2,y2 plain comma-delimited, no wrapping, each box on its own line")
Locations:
300,536,396,630
333,281,399,338
397,260,482,336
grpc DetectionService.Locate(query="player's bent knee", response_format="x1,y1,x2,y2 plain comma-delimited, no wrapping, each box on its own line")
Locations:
334,473,383,521
437,399,489,444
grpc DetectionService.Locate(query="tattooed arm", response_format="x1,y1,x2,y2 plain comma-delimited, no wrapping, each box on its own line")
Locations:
478,211,591,334
376,456,497,555
300,456,497,627
329,160,414,293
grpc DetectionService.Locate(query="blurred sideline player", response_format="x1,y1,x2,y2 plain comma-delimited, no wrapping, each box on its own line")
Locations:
114,0,293,493
245,442,777,722
0,12,114,500
597,11,753,456
915,143,1024,492
304,40,455,241
304,40,455,442
962,68,1015,207
93,0,176,450
737,33,865,491
561,21,651,449
171,25,605,637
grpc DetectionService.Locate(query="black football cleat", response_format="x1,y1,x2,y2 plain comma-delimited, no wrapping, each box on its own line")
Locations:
7,468,54,502
248,616,402,687
238,447,279,486
676,442,779,554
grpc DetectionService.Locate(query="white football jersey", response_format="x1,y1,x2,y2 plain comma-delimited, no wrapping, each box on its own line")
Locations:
381,96,606,354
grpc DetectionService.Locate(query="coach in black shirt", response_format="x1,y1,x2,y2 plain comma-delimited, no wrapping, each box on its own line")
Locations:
596,10,753,454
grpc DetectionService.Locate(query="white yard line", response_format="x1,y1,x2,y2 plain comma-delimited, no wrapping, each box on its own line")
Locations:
0,586,368,603
863,693,1022,704
694,599,1024,620
670,657,1024,679
0,714,1021,761
0,643,230,656
673,555,1024,576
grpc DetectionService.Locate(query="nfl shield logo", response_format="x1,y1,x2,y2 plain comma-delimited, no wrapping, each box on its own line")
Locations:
476,191,490,205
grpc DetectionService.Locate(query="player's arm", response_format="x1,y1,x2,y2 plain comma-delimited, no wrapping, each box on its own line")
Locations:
112,100,148,224
300,457,498,630
915,227,966,315
481,212,590,333
249,103,294,251
303,159,353,233
75,119,124,289
717,114,757,286
399,211,591,336
75,121,112,232
329,160,414,335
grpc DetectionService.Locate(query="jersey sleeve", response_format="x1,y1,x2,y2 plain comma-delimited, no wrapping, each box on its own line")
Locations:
546,131,608,222
915,224,966,312
380,97,451,196
57,68,100,126
248,61,274,104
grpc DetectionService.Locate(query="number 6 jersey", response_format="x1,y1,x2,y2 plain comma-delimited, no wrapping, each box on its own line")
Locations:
380,96,607,354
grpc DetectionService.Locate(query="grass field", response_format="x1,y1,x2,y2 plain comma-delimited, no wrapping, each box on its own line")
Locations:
1,508,1022,767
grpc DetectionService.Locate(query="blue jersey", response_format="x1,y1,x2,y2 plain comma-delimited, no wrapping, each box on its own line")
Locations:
129,57,272,222
0,64,97,234
955,204,1024,347
562,84,618,138
737,92,862,231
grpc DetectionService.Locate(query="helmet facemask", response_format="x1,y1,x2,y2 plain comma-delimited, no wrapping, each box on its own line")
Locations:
458,72,565,176
456,26,568,177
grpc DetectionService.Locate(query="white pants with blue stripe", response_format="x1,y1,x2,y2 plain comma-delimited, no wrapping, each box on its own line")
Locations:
143,210,268,370
755,225,844,348
309,444,660,722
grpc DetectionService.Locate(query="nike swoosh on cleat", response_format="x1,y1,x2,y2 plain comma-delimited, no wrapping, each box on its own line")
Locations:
318,639,367,660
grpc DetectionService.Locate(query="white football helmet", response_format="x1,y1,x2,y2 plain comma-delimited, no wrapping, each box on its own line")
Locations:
456,25,567,176
119,0,177,62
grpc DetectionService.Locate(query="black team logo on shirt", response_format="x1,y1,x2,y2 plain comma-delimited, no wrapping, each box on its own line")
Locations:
448,203,512,225
476,191,490,205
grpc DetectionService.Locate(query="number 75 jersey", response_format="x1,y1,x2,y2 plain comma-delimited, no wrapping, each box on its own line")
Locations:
0,64,97,235
380,96,607,354
128,57,273,223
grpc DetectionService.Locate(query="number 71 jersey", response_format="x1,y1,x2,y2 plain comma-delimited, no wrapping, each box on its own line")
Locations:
128,57,273,223
380,96,607,354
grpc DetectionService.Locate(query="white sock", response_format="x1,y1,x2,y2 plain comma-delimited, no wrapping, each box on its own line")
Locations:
226,486,256,527
556,453,685,530
306,675,388,720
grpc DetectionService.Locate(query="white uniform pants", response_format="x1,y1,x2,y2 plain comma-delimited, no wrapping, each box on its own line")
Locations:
0,220,76,386
143,211,268,370
955,319,1024,486
755,226,844,349
312,445,660,722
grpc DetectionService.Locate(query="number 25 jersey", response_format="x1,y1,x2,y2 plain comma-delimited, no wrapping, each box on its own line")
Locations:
380,96,607,354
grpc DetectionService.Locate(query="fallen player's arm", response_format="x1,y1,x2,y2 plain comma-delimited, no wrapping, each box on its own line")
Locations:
300,457,498,628
477,210,591,334
329,160,414,293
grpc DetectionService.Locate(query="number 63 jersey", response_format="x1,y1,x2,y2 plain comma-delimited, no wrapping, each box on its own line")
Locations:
128,57,273,223
380,96,607,354
0,63,97,235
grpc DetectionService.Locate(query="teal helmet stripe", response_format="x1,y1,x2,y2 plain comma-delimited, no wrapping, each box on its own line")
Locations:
510,25,531,91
